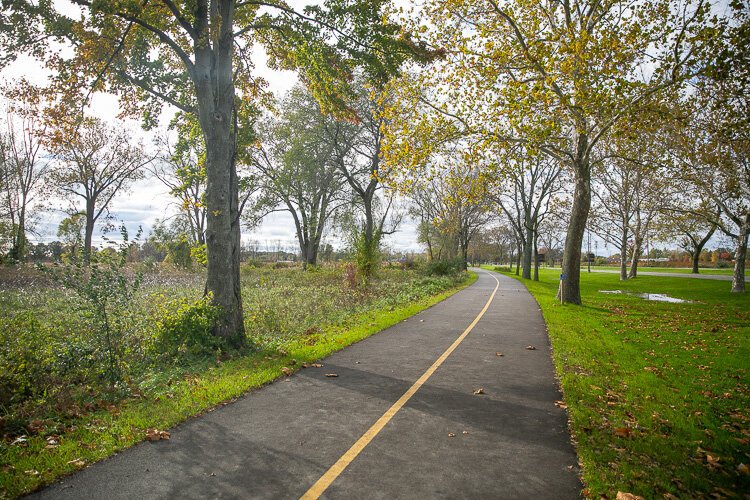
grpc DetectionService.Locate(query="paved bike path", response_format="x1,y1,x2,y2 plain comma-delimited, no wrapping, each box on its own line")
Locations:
36,270,581,499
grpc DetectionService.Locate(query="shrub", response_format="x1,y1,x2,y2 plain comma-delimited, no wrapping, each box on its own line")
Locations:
154,294,223,360
40,226,143,385
424,257,465,276
190,244,207,267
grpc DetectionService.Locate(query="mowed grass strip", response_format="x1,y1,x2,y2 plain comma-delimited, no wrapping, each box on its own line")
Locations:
0,269,476,498
484,266,749,498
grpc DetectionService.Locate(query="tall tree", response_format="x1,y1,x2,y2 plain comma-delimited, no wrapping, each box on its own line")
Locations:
383,0,714,303
0,81,50,262
48,117,150,263
493,151,562,280
253,87,349,269
1,0,437,344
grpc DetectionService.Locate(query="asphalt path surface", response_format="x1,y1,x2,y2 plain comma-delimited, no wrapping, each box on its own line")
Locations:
35,270,581,499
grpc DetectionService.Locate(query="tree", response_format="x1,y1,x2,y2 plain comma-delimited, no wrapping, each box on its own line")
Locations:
152,116,207,246
253,87,350,269
668,199,720,274
492,151,562,280
383,0,714,303
0,81,50,262
2,1,436,344
48,117,150,264
327,81,403,276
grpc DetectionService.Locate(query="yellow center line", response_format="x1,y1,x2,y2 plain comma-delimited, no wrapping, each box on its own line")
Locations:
300,271,500,500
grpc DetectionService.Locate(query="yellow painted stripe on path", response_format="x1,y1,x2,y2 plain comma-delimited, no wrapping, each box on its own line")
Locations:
300,271,500,500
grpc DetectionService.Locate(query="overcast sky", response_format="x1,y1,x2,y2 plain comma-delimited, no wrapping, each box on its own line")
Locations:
0,2,422,253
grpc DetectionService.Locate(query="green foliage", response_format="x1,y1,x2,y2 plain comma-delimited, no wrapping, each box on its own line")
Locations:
0,312,56,407
190,244,207,267
352,228,382,279
164,233,192,269
153,294,222,360
41,226,143,385
424,257,465,276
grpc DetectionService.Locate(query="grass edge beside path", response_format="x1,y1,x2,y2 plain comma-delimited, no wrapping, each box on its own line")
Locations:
1,271,477,499
482,266,750,498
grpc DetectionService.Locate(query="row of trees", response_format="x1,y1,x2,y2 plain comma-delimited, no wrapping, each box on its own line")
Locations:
1,0,746,348
380,0,748,297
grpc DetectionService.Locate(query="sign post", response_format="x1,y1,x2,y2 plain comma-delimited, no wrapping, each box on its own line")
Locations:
559,273,566,304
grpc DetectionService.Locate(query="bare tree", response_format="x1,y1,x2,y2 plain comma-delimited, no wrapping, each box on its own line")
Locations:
48,118,152,263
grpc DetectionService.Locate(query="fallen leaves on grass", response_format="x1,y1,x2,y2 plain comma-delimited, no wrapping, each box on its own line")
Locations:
614,427,632,438
737,463,749,476
473,388,485,395
67,458,85,467
145,429,170,442
281,367,292,376
616,492,644,500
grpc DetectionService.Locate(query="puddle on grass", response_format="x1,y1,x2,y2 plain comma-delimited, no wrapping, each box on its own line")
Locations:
598,290,694,303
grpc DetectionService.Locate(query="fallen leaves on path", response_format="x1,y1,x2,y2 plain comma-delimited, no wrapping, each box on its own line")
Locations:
145,429,170,442
495,352,504,356
473,388,485,395
311,363,324,368
324,373,338,378
448,432,456,437
525,345,537,350
554,400,568,409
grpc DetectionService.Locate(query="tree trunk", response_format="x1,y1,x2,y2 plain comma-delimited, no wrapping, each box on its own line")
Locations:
84,202,95,265
619,228,629,281
522,222,533,279
559,144,591,304
731,213,748,293
533,234,539,281
515,244,521,276
628,236,642,279
194,3,245,347
691,251,700,274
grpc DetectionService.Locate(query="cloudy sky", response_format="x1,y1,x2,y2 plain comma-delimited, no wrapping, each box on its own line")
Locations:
1,3,422,253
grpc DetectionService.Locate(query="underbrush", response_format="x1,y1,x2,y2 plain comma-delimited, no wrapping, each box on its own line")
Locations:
0,263,470,497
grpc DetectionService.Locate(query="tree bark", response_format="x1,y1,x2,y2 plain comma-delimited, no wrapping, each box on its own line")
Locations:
194,1,244,346
533,233,539,281
731,213,749,293
84,200,95,265
560,142,591,304
619,228,629,281
522,220,533,279
628,236,642,279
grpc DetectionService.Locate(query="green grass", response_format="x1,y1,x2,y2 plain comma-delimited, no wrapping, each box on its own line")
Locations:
579,265,736,276
0,266,475,498
482,266,750,497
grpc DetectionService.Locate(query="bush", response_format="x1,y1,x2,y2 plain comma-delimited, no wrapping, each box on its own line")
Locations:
493,266,511,272
424,257,465,276
154,294,223,360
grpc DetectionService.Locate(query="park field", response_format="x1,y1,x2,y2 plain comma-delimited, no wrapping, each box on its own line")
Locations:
484,266,750,497
0,264,474,498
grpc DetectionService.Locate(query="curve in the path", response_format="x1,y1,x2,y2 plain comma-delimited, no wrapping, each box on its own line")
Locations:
36,270,581,500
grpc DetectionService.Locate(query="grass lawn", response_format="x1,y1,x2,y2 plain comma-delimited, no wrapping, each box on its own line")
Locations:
483,266,750,498
583,266,737,276
0,265,475,498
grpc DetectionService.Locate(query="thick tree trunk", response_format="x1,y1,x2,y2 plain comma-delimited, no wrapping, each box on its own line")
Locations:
515,244,521,276
731,214,748,293
84,202,95,265
559,146,591,304
194,2,244,347
690,251,700,274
